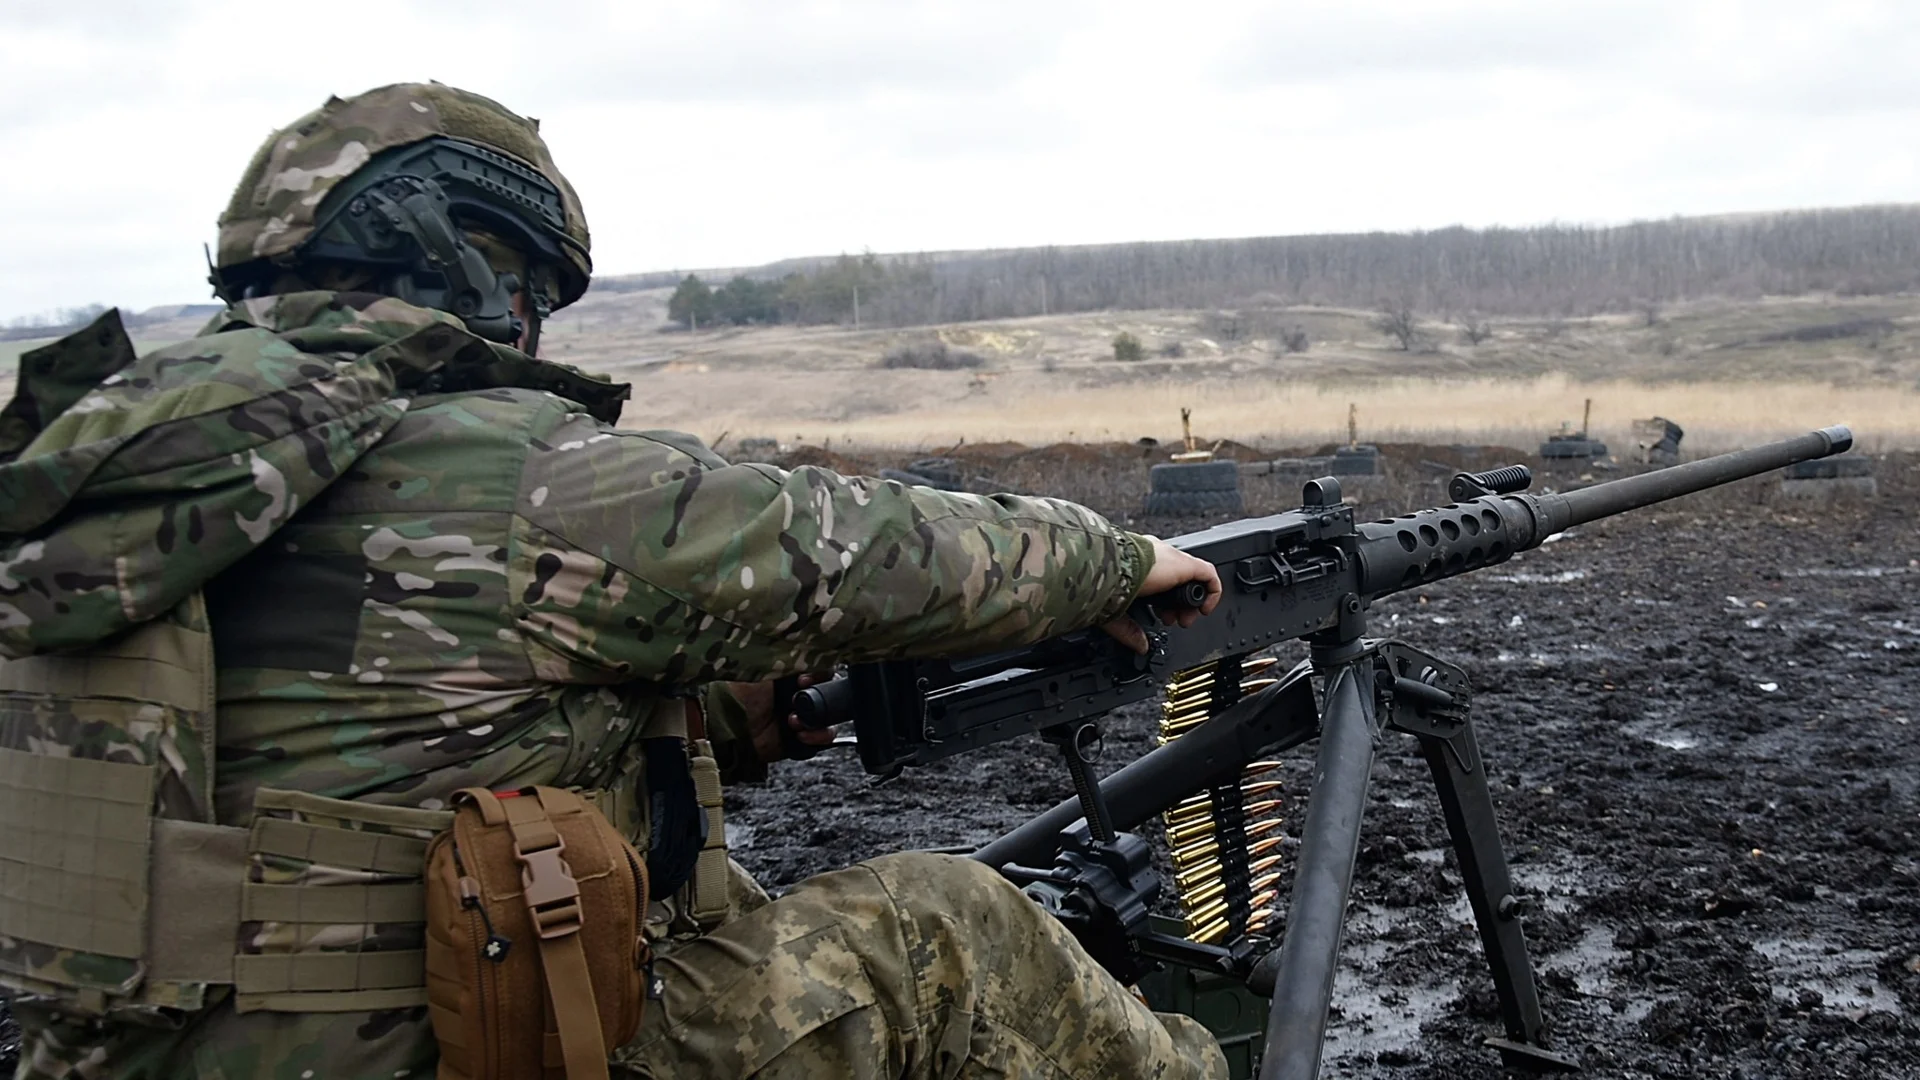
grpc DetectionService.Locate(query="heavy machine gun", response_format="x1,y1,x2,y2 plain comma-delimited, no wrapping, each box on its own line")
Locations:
796,426,1854,1079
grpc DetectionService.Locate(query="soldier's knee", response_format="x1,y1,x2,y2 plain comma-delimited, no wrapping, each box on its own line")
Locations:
862,851,1025,924
867,845,1013,895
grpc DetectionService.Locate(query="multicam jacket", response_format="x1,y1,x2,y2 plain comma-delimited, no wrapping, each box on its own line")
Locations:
0,290,1158,1075
0,289,1154,824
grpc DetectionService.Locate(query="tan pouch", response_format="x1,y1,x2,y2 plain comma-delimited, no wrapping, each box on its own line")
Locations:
425,786,649,1080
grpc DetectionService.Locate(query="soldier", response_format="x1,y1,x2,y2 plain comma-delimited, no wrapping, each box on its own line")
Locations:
0,84,1227,1078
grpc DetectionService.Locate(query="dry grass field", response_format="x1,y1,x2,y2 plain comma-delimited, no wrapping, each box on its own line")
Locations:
672,374,1910,457
4,291,1916,454
538,290,1920,454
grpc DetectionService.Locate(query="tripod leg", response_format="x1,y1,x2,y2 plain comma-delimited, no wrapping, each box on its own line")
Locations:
1416,719,1579,1073
1258,659,1379,1080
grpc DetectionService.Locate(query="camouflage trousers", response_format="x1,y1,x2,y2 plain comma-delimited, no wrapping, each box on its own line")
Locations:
612,852,1228,1080
10,853,1225,1079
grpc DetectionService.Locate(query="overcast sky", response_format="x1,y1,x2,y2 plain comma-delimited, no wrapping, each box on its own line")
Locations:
5,0,1919,321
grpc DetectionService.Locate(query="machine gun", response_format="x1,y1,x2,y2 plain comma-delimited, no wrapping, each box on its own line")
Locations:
795,426,1854,1079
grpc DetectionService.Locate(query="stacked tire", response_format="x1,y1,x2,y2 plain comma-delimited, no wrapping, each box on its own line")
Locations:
1780,456,1877,499
1329,445,1383,476
1539,435,1609,461
879,457,966,491
1144,460,1243,516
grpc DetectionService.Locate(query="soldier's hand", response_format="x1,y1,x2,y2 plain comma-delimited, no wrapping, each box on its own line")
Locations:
1101,537,1222,654
731,674,837,764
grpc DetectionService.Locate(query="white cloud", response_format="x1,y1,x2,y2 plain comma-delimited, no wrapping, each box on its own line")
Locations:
3,0,1919,320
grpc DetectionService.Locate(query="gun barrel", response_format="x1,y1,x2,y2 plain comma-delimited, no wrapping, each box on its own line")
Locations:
1532,424,1851,534
1355,426,1852,598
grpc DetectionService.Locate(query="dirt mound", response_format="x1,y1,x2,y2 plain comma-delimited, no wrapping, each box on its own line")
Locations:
947,440,1031,459
776,439,1550,483
776,444,880,475
1012,441,1149,466
1207,438,1269,461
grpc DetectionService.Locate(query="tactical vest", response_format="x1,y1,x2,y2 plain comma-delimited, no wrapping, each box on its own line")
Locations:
0,601,728,1020
0,311,730,1021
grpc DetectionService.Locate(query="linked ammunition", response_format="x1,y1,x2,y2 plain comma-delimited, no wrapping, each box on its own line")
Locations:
1167,817,1219,845
1172,837,1220,865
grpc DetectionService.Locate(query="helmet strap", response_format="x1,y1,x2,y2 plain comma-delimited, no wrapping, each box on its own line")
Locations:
520,265,556,357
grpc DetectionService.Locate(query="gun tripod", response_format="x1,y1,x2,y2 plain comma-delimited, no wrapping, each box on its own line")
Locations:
1263,635,1580,1078
976,634,1581,1079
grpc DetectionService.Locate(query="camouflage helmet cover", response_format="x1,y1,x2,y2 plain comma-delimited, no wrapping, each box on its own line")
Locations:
216,82,592,309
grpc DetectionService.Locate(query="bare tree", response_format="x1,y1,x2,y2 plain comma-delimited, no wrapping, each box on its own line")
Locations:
1373,301,1419,351
1199,311,1245,343
1458,314,1493,345
604,204,1920,330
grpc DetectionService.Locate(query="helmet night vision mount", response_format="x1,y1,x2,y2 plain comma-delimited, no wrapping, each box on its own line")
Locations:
220,137,579,356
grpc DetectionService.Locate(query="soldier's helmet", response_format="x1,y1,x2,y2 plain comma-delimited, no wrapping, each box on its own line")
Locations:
211,82,591,350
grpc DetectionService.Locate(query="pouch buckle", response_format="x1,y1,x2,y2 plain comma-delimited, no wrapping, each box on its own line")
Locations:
515,842,583,939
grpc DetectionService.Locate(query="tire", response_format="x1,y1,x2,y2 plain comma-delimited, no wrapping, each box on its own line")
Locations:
1143,489,1244,516
1329,447,1382,476
879,468,964,491
1785,457,1871,479
1148,460,1240,493
904,457,965,487
734,437,781,462
1780,476,1877,499
1539,438,1608,460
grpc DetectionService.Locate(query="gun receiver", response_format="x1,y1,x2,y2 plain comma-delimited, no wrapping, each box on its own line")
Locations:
796,426,1851,773
793,426,1853,1079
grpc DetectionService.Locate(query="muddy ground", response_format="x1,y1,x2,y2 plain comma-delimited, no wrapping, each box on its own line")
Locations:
1,445,1910,1079
724,443,1920,1079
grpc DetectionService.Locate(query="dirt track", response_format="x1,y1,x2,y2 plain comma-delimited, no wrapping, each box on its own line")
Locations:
726,445,1920,1079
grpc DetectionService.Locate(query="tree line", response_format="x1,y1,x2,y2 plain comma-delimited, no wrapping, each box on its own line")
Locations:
648,204,1920,329
0,303,110,342
666,253,909,328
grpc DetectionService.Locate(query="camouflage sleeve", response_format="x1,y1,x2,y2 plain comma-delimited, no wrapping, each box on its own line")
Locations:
514,412,1153,687
699,683,769,785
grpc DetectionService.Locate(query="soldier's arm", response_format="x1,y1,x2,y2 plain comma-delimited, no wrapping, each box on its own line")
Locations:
513,412,1154,687
698,682,771,783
